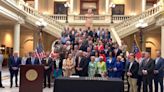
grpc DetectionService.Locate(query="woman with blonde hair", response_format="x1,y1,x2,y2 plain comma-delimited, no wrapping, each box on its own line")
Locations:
113,56,123,78
88,56,97,77
62,53,75,77
96,56,107,77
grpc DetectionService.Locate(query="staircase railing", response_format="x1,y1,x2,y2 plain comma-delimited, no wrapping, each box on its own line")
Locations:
19,3,65,30
114,5,162,36
111,4,163,46
2,0,64,37
112,15,132,23
45,14,132,24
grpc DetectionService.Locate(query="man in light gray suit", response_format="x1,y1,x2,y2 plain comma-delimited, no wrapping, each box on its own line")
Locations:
0,51,4,88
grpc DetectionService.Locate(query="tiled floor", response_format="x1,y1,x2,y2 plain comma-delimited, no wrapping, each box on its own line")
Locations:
0,68,53,92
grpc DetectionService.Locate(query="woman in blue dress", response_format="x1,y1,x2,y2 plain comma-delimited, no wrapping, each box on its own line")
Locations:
113,56,123,78
106,51,116,78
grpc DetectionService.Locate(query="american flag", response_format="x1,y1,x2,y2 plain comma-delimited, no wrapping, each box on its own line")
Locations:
35,38,45,60
132,42,142,60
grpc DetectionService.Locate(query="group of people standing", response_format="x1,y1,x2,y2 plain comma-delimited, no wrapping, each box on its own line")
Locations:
0,27,163,92
127,51,164,92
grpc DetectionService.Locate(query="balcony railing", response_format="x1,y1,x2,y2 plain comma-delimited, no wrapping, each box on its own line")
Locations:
49,14,67,20
73,15,106,20
45,14,132,24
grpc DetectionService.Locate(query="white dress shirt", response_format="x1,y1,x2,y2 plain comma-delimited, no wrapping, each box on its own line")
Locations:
128,62,133,71
155,57,160,65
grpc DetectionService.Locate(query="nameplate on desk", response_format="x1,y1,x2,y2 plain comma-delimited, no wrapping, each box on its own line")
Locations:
69,75,80,78
85,77,109,80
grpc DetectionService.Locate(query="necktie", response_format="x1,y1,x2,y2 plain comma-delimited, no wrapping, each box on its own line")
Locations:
46,58,48,64
145,59,149,65
15,57,17,63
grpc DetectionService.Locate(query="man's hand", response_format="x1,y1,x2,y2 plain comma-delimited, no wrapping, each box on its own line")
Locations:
142,70,148,75
113,68,117,71
44,66,49,70
76,67,82,71
127,72,132,76
154,70,159,74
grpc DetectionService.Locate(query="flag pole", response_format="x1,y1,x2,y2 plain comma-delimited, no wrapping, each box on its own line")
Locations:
134,34,141,52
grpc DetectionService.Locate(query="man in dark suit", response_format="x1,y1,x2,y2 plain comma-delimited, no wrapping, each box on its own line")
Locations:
75,51,88,76
114,44,122,57
126,53,139,92
141,52,155,92
0,51,4,88
137,51,145,92
8,52,21,88
75,50,83,75
154,51,164,92
42,52,53,88
26,52,40,65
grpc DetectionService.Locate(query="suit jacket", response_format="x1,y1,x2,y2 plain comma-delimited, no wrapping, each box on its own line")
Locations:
106,57,116,70
114,61,123,78
115,49,122,57
141,58,155,77
8,56,21,70
41,57,53,71
75,56,88,76
0,54,4,71
26,57,40,65
53,58,63,70
154,57,164,77
127,61,139,78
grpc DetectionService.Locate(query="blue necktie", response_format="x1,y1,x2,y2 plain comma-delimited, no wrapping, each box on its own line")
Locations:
14,57,17,63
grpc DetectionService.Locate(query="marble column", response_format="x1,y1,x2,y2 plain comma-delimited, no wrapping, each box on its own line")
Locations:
34,0,38,10
105,0,110,14
131,0,135,14
70,0,74,14
13,23,20,54
161,26,164,58
142,0,146,12
33,31,38,50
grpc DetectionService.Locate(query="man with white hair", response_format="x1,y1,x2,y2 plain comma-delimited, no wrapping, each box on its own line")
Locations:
75,51,88,76
0,51,4,88
66,41,71,51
